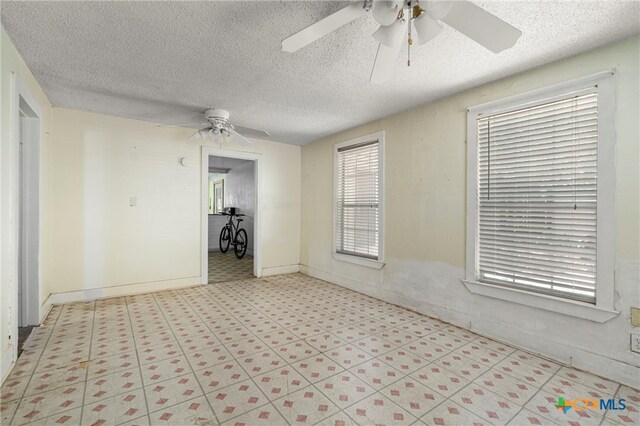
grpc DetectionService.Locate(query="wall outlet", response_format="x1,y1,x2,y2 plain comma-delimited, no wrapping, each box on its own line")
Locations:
631,333,640,354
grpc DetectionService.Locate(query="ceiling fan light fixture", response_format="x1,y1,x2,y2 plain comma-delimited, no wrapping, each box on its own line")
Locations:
413,12,443,45
372,0,403,26
372,19,405,49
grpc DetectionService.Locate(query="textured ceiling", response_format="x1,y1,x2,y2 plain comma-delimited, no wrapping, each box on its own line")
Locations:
2,1,638,145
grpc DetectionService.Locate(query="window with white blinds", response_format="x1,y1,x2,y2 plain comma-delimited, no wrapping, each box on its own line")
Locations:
476,89,599,303
335,138,381,260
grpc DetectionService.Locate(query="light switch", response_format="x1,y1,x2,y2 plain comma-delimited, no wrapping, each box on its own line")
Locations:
631,307,640,327
129,197,137,207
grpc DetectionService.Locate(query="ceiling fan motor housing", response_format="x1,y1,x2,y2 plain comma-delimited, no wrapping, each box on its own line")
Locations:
204,108,230,121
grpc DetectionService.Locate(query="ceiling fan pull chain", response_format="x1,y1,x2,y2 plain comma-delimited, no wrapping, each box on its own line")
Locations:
407,11,412,67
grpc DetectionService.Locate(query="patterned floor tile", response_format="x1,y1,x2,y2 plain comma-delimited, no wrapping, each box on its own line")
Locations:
225,337,268,358
494,356,556,387
436,352,490,381
81,387,147,426
12,382,85,425
84,368,143,406
257,329,299,348
1,399,20,425
343,394,416,426
305,333,348,352
556,366,619,396
324,344,373,368
474,369,540,405
314,411,358,426
543,374,612,400
524,389,603,426
603,403,639,425
348,359,403,390
194,360,250,393
87,352,139,379
507,408,560,425
208,251,254,283
220,403,288,426
378,348,428,374
149,395,216,425
206,379,269,422
380,377,446,418
273,386,340,425
144,373,203,413
410,364,470,397
450,382,522,425
237,349,286,377
274,340,320,364
420,400,490,426
25,407,82,425
254,366,311,401
293,355,345,384
315,372,376,409
351,335,397,356
288,322,327,340
139,355,192,385
184,345,234,371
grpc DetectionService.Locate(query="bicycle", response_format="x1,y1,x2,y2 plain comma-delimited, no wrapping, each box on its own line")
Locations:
219,213,248,259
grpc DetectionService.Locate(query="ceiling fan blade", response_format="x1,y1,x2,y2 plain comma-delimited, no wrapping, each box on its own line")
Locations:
281,2,365,52
437,0,521,53
369,41,401,84
233,125,270,138
188,127,211,141
228,129,252,146
157,121,208,128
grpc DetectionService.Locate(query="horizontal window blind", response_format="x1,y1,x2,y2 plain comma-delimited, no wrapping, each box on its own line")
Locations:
336,140,379,259
477,90,598,303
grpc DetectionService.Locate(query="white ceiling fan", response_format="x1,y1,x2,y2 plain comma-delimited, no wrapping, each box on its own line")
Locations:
282,0,522,83
179,108,270,146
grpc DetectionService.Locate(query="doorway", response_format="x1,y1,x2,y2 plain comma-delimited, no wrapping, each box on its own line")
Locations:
201,147,262,284
17,92,41,354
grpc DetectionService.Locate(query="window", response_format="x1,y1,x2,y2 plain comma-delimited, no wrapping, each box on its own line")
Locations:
334,132,384,266
465,71,616,321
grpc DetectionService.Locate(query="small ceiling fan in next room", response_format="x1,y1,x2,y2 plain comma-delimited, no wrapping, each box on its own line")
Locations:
281,0,522,83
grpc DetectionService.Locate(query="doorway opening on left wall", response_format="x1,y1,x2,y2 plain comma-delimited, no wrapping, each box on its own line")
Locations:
17,93,41,356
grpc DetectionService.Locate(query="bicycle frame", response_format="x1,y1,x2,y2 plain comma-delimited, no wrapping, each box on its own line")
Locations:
223,214,245,244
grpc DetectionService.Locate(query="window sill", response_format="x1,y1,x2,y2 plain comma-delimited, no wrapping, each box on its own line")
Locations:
333,253,385,270
462,279,619,323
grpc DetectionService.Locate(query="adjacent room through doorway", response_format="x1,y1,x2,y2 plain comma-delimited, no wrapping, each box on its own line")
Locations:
207,155,255,282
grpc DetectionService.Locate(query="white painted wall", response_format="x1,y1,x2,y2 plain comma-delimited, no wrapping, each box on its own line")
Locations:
48,108,300,296
1,28,53,381
300,36,640,387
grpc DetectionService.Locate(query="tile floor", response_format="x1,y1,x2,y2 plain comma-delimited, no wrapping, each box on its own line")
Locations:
208,251,254,283
1,273,637,426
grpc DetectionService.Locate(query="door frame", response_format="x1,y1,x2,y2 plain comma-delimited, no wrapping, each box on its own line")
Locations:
7,75,43,369
200,146,262,284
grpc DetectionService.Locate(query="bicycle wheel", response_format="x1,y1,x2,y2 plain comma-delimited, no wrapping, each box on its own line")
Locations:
219,226,230,253
234,228,248,259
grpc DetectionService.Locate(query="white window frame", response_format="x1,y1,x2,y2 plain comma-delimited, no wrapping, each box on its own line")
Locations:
463,70,618,323
333,131,385,269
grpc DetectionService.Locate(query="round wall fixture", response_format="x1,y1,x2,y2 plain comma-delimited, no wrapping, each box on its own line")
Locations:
180,157,190,167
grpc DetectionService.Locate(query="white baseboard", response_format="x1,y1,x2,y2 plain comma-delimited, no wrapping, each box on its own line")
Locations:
299,264,639,389
261,264,300,277
1,344,15,384
39,295,53,324
48,277,202,305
